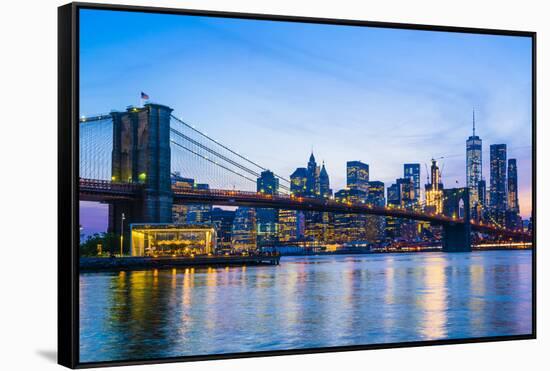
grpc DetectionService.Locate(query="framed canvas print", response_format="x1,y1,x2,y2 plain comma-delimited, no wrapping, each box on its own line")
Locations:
58,2,536,368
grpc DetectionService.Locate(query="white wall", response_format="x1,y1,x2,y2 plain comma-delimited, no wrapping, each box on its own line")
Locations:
0,0,547,370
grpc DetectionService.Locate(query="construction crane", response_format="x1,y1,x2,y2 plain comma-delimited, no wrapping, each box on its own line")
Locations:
424,163,430,185
424,156,444,185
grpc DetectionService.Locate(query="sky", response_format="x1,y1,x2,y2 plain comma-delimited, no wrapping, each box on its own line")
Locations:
79,9,533,234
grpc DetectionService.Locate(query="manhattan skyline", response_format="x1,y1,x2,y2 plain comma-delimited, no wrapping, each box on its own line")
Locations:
79,9,533,227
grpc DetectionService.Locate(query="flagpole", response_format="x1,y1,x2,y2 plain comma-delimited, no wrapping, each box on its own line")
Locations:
140,92,149,107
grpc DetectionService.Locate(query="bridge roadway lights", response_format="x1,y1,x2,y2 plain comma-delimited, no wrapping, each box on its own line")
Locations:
87,183,530,251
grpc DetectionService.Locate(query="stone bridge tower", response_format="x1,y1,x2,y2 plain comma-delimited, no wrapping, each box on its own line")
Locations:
108,103,173,253
442,189,471,252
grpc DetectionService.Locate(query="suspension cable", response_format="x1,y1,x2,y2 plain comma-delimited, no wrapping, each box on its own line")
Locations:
170,114,291,184
170,128,291,193
170,140,260,185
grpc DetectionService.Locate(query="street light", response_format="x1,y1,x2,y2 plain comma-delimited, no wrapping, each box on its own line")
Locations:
120,213,126,257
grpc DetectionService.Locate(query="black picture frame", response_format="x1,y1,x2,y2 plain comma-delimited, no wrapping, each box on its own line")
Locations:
58,2,537,368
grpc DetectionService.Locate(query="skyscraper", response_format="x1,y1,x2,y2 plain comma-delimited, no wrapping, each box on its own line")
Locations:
367,181,385,206
304,153,323,242
290,168,308,196
477,178,487,220
347,161,369,193
387,184,400,206
490,144,507,225
257,170,279,195
395,177,417,240
395,178,415,208
256,170,279,245
318,162,333,242
425,159,444,214
334,188,368,242
366,181,385,242
507,159,519,213
171,173,212,225
506,158,521,230
319,162,332,198
478,179,487,208
278,209,304,242
404,164,421,204
211,207,235,253
466,110,482,214
171,173,194,224
385,183,401,239
187,183,212,224
306,152,320,197
231,207,257,252
286,166,308,242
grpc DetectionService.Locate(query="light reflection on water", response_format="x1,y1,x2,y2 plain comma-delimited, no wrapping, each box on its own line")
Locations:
79,251,532,363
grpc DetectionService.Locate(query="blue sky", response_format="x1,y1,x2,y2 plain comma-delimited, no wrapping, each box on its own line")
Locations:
79,9,532,233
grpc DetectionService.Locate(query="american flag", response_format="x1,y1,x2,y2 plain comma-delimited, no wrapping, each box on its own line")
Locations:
141,92,150,100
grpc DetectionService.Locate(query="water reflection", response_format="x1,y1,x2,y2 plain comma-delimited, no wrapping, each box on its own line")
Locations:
419,261,448,339
80,251,532,363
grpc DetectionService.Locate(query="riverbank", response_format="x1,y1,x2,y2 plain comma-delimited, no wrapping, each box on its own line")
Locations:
80,254,280,271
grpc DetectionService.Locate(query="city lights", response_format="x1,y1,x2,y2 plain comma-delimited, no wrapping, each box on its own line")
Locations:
79,88,530,257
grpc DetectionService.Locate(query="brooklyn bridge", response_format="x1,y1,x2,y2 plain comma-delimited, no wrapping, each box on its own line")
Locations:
78,103,531,253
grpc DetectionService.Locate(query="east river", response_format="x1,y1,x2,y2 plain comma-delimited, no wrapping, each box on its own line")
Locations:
79,250,532,363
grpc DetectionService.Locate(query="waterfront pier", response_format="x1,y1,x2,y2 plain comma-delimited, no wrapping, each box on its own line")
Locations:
80,254,280,271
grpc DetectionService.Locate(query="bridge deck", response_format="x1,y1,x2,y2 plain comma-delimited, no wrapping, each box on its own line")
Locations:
78,178,530,239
